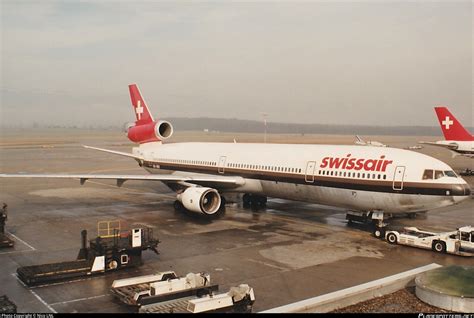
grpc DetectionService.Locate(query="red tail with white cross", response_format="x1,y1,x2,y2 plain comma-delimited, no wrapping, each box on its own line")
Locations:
434,106,473,141
126,84,174,144
129,84,155,126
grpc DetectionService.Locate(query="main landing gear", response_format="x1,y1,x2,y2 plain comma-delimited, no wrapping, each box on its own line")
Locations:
242,194,267,209
346,211,388,239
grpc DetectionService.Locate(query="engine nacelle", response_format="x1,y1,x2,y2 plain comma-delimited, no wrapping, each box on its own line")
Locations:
178,187,222,215
123,122,136,133
127,120,174,144
448,142,459,150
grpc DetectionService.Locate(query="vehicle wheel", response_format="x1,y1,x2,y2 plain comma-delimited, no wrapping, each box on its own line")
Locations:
108,260,118,270
432,241,446,253
373,227,385,239
387,233,398,244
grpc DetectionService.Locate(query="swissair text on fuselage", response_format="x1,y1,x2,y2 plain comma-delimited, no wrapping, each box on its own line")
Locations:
320,154,393,172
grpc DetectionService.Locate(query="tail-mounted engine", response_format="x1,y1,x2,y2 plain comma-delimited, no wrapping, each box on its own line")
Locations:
127,84,174,144
127,120,174,144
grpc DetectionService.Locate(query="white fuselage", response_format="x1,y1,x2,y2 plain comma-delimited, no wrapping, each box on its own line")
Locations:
133,142,471,214
434,140,474,158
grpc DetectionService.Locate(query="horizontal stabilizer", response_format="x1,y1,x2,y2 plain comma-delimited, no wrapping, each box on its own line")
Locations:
82,145,144,160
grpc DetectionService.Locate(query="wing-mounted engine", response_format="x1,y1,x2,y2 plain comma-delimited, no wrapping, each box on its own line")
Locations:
127,120,174,144
177,187,222,216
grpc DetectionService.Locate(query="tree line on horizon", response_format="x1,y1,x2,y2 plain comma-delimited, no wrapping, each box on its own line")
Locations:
2,117,471,136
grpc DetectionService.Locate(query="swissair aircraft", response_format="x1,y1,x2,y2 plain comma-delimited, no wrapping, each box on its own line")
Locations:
0,85,471,235
420,107,474,158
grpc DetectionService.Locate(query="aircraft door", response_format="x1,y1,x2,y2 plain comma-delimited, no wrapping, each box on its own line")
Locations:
305,161,316,183
392,166,405,190
218,156,227,174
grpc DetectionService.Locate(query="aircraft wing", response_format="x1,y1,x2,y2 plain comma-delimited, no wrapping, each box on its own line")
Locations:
0,173,246,188
0,145,246,189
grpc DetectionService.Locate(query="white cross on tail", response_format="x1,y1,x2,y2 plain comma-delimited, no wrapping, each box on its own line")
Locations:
442,116,453,129
136,100,144,120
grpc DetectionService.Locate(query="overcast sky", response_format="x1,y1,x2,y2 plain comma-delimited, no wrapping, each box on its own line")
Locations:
1,1,472,128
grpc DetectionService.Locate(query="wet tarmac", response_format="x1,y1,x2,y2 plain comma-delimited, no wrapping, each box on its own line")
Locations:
0,131,472,313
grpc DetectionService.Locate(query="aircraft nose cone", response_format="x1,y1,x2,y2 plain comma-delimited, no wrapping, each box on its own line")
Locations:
452,183,471,203
464,184,471,196
449,184,468,195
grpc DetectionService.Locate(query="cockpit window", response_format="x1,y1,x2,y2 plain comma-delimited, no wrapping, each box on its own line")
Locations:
444,170,458,178
422,169,433,180
434,170,444,179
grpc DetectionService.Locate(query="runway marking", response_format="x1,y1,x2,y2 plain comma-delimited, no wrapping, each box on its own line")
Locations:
0,248,36,255
30,289,58,313
246,258,289,271
8,232,37,251
11,273,57,313
49,294,108,306
26,275,100,289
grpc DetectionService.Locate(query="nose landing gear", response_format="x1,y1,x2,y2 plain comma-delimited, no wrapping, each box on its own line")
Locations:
346,210,388,239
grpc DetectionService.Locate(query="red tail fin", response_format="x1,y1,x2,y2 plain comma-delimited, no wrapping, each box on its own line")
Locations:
129,84,154,126
434,107,473,141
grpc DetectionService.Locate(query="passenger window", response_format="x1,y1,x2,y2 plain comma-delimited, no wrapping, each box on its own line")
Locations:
434,170,444,179
422,169,434,180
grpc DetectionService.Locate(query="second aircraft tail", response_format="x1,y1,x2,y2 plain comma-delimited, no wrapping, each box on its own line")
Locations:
434,106,473,141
